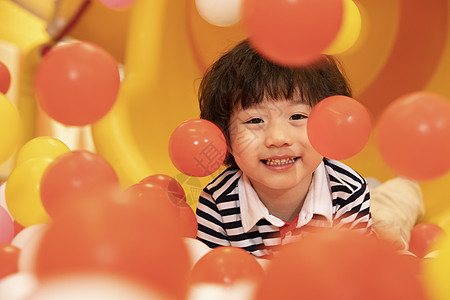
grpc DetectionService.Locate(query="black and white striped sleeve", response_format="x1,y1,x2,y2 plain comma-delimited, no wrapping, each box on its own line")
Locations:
196,188,231,248
326,159,373,234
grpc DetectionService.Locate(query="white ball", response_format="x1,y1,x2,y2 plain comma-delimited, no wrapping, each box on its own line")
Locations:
11,224,49,249
195,0,242,27
0,182,12,219
0,272,39,300
25,273,171,300
11,224,49,273
183,237,212,270
187,282,256,300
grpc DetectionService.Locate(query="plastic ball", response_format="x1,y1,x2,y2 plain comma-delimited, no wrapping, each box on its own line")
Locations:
98,0,136,10
323,0,362,55
0,244,20,279
0,93,21,164
0,206,14,244
0,272,39,300
25,273,171,300
254,230,428,300
0,61,11,94
34,194,190,299
39,150,120,218
34,41,120,126
307,95,371,160
169,119,227,177
15,136,70,166
124,182,197,238
5,158,53,227
409,222,444,258
425,232,450,300
377,92,450,181
140,174,186,204
183,238,212,271
189,246,264,285
195,0,242,27
242,0,343,66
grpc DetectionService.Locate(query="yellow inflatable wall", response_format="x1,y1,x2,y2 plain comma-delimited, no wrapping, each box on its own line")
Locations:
1,0,450,217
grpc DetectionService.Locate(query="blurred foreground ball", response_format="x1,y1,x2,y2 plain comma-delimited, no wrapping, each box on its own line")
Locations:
242,0,343,66
255,230,428,300
377,92,450,181
307,95,371,160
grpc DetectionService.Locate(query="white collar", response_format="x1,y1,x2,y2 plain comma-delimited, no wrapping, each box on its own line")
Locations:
239,161,333,232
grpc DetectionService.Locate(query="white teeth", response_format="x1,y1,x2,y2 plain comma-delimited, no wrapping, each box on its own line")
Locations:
264,158,296,166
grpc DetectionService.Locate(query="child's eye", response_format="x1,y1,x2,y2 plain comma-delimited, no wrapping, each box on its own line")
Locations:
290,114,307,120
245,118,264,124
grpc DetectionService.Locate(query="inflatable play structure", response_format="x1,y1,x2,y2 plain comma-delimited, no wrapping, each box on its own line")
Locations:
2,0,450,299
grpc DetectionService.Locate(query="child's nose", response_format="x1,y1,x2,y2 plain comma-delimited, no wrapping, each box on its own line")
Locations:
264,123,293,147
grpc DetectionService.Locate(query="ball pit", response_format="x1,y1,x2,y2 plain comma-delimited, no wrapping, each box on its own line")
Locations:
1,0,450,299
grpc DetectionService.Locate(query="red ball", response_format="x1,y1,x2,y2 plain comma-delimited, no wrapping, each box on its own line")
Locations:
40,150,120,218
377,92,450,180
34,41,120,126
254,230,428,300
242,0,343,66
124,182,197,238
34,194,190,299
0,244,20,279
307,95,372,160
140,174,186,205
189,246,264,285
409,222,444,258
0,61,11,94
169,119,227,177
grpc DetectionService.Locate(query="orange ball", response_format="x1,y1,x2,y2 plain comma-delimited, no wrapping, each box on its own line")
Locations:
140,174,186,204
169,119,226,177
40,150,120,218
409,222,444,258
307,95,371,160
377,92,450,180
124,182,197,238
34,193,190,299
254,230,428,300
242,0,343,66
34,42,120,126
0,61,11,94
0,244,20,279
189,246,264,285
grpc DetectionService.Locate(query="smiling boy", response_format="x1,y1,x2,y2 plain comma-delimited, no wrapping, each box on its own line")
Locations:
195,40,372,258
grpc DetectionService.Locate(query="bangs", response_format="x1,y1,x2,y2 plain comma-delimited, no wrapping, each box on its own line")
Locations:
229,55,337,112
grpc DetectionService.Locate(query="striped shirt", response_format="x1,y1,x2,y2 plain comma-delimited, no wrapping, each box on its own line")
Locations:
196,158,373,258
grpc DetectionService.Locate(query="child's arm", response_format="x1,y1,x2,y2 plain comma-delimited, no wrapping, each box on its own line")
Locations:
195,190,232,248
326,159,373,234
370,177,424,250
333,180,373,234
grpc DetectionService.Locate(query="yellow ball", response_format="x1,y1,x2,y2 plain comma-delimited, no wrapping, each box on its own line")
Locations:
323,0,362,55
0,93,21,164
424,227,450,300
5,158,53,227
16,136,70,166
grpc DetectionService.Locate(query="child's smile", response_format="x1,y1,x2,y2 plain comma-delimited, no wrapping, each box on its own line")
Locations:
229,99,323,194
262,155,299,168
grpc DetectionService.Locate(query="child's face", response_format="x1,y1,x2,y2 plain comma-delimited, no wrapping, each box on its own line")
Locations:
229,98,323,193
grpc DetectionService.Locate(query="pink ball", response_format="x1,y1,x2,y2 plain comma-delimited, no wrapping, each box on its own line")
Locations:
98,0,136,9
0,206,14,244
